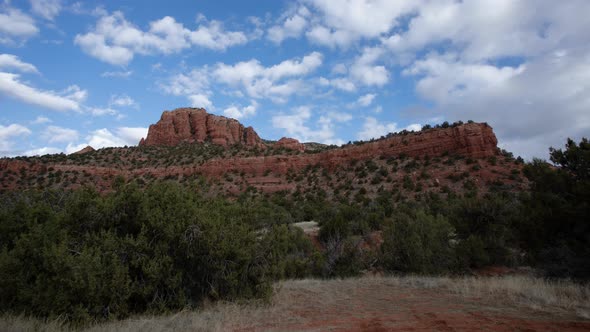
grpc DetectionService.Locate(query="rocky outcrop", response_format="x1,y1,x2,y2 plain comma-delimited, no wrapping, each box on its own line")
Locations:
193,122,499,177
275,137,305,152
72,146,95,154
0,121,501,193
139,108,265,148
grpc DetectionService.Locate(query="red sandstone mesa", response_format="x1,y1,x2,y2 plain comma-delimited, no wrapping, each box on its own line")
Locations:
139,108,265,148
0,108,501,192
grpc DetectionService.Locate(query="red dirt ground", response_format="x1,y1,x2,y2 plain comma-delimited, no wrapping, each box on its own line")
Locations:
232,280,590,332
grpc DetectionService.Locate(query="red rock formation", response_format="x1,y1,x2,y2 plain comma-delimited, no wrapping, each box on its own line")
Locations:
72,146,95,154
194,122,499,177
1,122,502,193
275,137,305,152
140,108,266,148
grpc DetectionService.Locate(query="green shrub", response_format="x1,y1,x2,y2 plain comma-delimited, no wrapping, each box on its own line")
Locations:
381,210,455,274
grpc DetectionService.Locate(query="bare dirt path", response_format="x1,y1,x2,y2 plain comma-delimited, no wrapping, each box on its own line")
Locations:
229,278,590,332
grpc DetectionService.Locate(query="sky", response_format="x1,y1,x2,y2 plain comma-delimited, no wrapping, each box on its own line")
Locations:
1,0,589,160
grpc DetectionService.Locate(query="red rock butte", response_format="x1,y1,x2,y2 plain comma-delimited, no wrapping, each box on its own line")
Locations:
0,108,503,193
139,108,265,148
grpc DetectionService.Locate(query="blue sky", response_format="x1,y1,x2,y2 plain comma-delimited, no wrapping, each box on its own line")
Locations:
1,0,589,159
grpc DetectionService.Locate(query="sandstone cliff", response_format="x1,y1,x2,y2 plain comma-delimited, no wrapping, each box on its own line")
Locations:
139,108,265,148
194,122,499,177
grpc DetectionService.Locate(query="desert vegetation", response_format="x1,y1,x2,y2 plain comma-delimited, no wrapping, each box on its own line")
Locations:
0,137,588,329
1,275,588,331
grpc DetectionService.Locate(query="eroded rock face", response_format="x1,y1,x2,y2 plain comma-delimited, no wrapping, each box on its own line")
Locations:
193,122,499,177
140,108,266,148
275,137,305,152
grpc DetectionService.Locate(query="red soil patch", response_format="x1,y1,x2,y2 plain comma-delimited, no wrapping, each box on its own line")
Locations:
232,280,590,332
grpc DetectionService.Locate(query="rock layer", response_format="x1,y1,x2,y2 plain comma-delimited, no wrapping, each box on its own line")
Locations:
139,108,265,148
195,122,499,177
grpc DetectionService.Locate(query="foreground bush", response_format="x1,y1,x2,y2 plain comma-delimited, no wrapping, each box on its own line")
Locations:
0,182,316,323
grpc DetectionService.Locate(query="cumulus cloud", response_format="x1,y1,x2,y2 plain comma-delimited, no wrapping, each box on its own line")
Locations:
116,127,148,145
0,124,31,151
65,127,148,153
303,0,417,48
272,106,345,145
75,11,249,65
30,0,62,21
0,7,38,44
213,52,322,101
357,117,420,140
223,101,257,120
41,125,79,143
162,67,214,108
188,94,213,109
109,94,138,108
267,6,310,43
349,46,389,86
0,54,39,73
383,0,590,62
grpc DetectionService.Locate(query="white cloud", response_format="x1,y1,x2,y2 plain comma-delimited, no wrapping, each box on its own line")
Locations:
66,129,123,152
318,76,356,92
30,0,62,21
272,106,344,144
267,6,310,43
75,11,249,65
356,93,376,107
188,94,213,109
0,73,84,111
41,125,79,143
87,107,117,116
0,54,39,73
213,52,323,100
404,52,526,104
65,127,146,153
357,117,420,140
109,94,137,108
349,46,389,86
303,0,418,48
188,19,248,50
0,124,31,151
23,146,61,156
116,127,148,145
32,116,51,124
223,101,257,119
383,0,590,62
101,70,132,78
0,7,38,44
163,68,214,109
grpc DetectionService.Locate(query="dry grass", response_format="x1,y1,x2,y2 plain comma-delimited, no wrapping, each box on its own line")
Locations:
372,275,590,318
2,275,588,331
